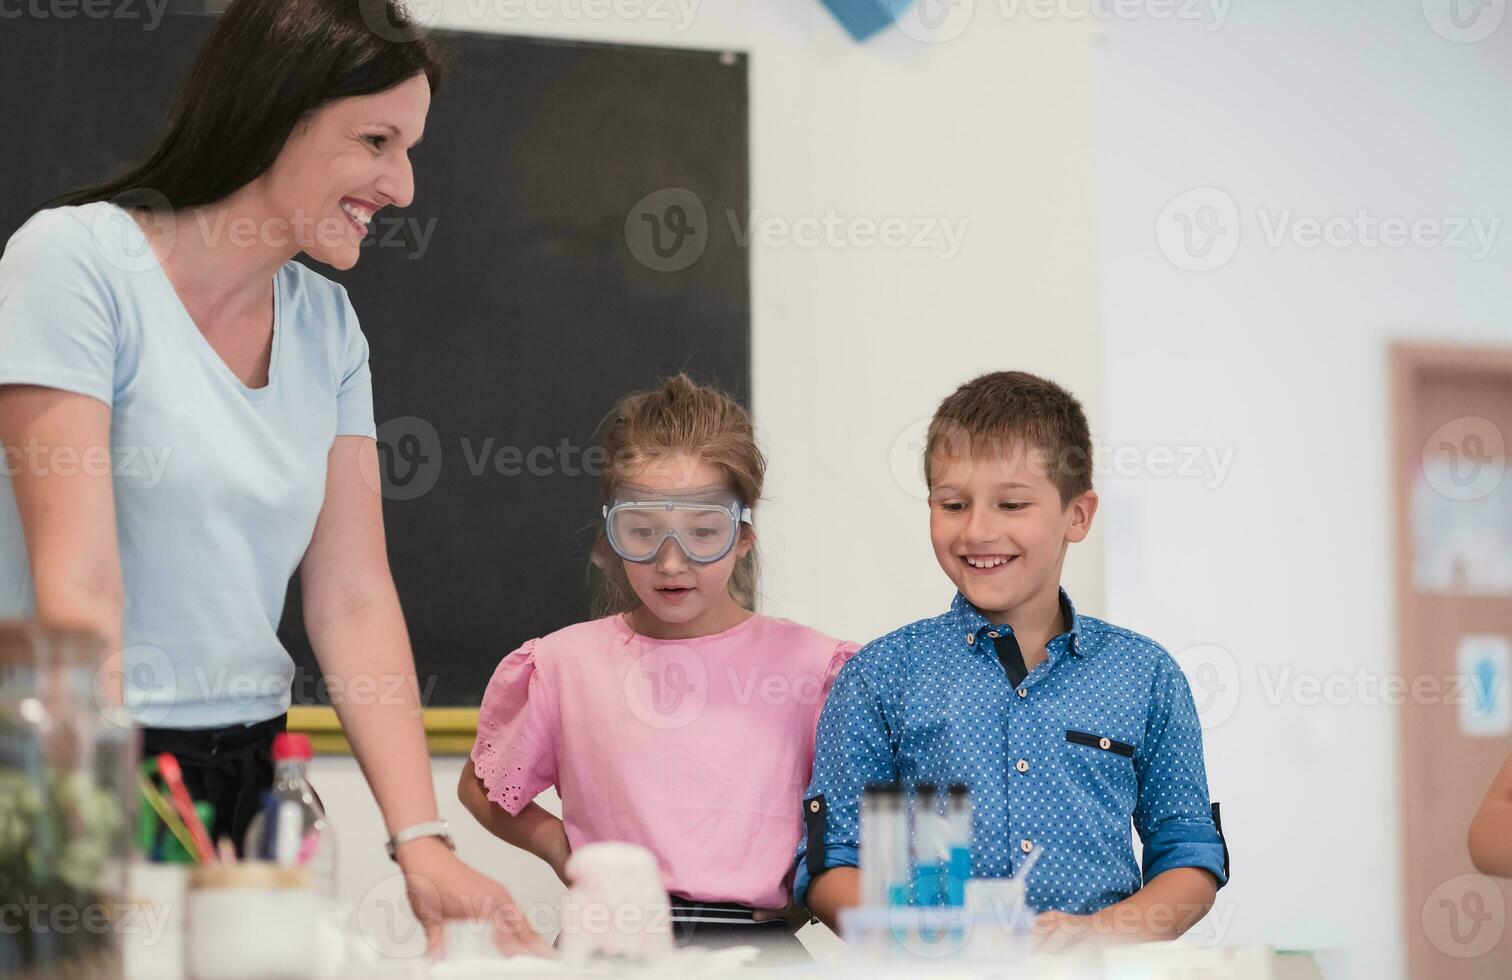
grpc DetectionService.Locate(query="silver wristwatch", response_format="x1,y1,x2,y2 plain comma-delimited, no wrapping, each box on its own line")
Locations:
385,820,456,861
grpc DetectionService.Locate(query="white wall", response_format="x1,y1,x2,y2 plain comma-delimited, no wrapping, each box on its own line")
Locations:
1097,3,1512,978
313,0,1105,958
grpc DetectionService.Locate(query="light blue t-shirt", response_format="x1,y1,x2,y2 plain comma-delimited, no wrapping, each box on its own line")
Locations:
0,203,376,728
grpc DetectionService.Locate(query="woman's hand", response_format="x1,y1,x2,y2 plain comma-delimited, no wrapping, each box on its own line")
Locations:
299,441,551,959
394,837,553,958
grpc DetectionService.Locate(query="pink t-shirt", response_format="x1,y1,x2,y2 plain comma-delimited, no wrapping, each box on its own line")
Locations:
470,612,859,910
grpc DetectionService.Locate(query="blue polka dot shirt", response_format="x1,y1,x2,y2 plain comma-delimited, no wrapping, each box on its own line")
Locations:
794,588,1229,915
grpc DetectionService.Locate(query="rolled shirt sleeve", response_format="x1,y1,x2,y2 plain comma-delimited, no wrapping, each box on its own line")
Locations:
793,650,898,910
1133,654,1229,887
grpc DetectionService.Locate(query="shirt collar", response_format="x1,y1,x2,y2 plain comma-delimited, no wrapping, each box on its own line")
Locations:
950,587,1085,657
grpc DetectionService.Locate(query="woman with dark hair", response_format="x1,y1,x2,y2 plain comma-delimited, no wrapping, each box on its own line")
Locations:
0,0,547,955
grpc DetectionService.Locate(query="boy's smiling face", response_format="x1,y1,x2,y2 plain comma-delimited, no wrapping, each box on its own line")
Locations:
928,441,1098,624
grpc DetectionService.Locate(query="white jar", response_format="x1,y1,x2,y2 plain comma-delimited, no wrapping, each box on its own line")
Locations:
123,861,188,980
186,863,316,980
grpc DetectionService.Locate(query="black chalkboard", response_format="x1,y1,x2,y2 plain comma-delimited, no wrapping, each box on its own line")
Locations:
0,11,751,710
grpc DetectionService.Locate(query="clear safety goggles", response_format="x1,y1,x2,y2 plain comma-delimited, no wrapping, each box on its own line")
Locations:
602,486,753,564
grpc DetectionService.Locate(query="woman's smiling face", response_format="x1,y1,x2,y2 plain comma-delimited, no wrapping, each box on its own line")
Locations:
261,73,431,270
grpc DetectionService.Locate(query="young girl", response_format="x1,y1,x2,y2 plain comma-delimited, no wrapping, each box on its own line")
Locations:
458,374,857,959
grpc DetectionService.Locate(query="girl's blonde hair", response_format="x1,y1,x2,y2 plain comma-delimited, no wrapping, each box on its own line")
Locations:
589,374,765,617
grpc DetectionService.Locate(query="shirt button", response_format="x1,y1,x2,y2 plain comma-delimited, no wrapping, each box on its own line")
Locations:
987,631,999,638
1015,759,1029,774
809,800,821,813
1099,737,1112,750
1020,839,1034,853
966,632,976,645
1016,688,1027,698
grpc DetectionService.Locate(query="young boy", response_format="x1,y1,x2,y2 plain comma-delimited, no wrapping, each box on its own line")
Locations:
795,371,1229,944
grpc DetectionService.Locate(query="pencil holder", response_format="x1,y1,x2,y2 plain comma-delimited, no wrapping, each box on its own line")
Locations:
186,863,315,980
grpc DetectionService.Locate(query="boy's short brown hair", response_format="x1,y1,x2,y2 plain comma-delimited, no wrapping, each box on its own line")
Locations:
924,371,1094,505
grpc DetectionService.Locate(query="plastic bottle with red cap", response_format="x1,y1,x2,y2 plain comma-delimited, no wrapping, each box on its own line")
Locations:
242,732,336,894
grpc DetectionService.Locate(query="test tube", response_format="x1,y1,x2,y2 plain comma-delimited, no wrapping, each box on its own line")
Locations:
860,783,909,907
944,783,972,906
912,783,948,906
